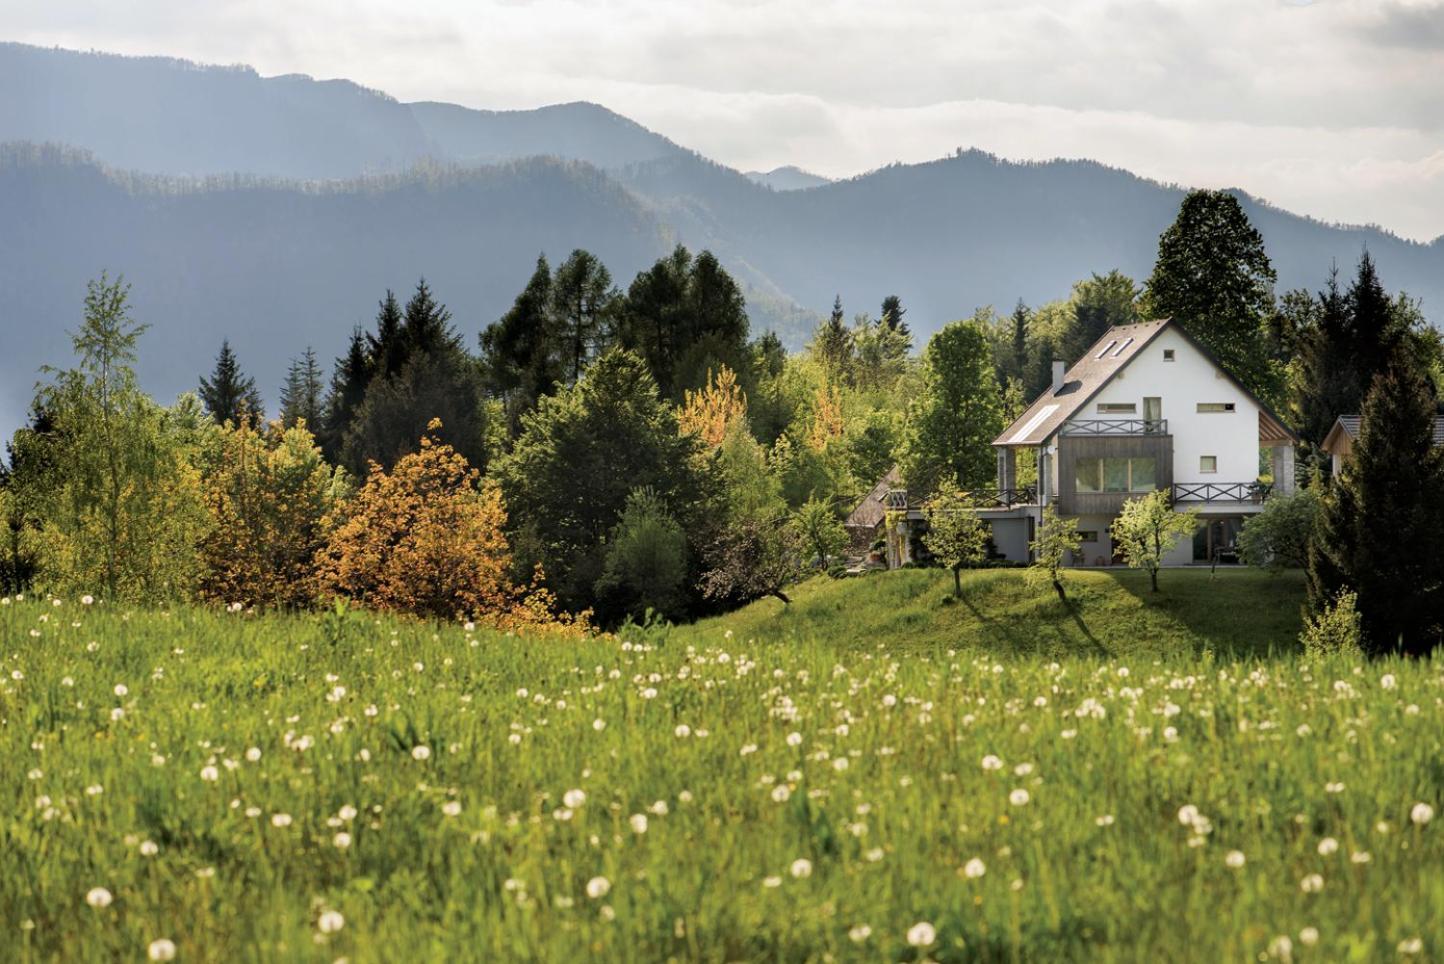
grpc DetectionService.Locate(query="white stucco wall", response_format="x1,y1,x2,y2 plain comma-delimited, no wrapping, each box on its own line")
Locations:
1086,328,1261,487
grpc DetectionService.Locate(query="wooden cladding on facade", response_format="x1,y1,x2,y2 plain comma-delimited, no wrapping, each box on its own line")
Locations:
1057,434,1174,515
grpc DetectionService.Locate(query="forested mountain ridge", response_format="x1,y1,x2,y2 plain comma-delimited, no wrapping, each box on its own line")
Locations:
2,41,1442,442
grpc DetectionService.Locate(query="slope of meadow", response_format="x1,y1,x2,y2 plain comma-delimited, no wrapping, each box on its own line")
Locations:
2,580,1441,961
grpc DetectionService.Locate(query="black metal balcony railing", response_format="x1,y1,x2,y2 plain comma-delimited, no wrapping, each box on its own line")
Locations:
1061,418,1168,436
884,486,1038,511
1171,481,1272,504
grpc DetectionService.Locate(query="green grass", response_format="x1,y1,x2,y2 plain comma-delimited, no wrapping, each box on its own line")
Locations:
676,567,1309,659
3,579,1441,962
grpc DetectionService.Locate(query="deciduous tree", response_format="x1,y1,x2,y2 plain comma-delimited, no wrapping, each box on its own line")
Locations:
1110,490,1200,593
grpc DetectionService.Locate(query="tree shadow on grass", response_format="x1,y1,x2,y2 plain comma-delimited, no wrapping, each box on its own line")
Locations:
960,592,1112,660
1103,568,1306,659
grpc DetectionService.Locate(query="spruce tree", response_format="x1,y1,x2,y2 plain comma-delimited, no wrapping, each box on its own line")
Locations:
278,347,324,430
1008,300,1030,385
367,291,405,380
400,277,461,359
198,339,264,425
480,254,560,434
321,328,372,463
1308,362,1444,655
810,295,854,382
880,295,909,337
550,249,618,386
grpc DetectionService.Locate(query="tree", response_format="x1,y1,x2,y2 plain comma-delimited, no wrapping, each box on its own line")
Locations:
1004,300,1030,386
1308,363,1444,655
551,249,619,386
678,366,748,448
1061,271,1140,364
29,274,207,600
399,278,462,359
198,339,264,425
278,347,324,430
197,419,347,609
480,254,561,436
321,327,372,462
921,482,989,597
341,351,489,476
1110,490,1200,592
367,290,405,380
595,488,689,622
700,518,801,606
1030,505,1083,602
314,420,554,625
793,496,848,570
1145,191,1278,401
809,295,854,383
880,295,909,337
897,319,1003,494
494,348,714,618
852,314,911,393
1237,489,1319,572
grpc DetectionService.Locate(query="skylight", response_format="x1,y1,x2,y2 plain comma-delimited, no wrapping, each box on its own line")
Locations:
1111,337,1134,357
1095,340,1117,359
1009,404,1059,444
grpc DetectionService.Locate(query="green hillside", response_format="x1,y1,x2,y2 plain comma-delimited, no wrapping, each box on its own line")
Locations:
674,568,1308,659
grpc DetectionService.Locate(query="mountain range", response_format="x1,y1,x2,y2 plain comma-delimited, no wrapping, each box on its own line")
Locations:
1,41,1440,440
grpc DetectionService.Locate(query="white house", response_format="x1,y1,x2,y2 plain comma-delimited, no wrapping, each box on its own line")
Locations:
884,318,1299,567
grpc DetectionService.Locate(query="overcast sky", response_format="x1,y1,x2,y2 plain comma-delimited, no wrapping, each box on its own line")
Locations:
4,0,1442,240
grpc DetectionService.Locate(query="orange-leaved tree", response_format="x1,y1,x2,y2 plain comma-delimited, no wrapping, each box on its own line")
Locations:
678,366,747,448
313,419,586,632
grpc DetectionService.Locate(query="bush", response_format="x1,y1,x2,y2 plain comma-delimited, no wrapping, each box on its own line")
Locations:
1300,590,1363,657
595,488,689,623
1238,489,1318,571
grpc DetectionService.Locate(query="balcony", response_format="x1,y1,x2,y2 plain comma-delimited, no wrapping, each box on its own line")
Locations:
884,486,1038,512
1171,481,1272,505
1061,418,1168,437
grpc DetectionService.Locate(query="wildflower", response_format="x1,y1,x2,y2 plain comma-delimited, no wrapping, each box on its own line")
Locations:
86,887,113,908
139,840,159,856
1298,927,1319,947
786,732,803,747
339,805,358,821
762,875,782,888
199,765,219,782
333,832,352,849
1095,814,1115,827
1225,850,1246,869
245,747,261,762
114,684,128,697
1397,938,1423,955
1317,837,1338,856
318,910,345,934
563,789,587,808
1268,935,1293,961
1299,873,1324,893
411,745,431,761
674,724,691,738
790,858,812,879
271,813,293,828
848,924,872,943
981,754,1003,771
1177,805,1200,826
147,939,177,961
442,801,462,817
1009,789,1030,806
586,876,611,899
771,785,791,803
1381,673,1397,690
964,858,986,879
592,718,605,731
629,813,648,834
1410,803,1434,825
81,595,94,605
906,921,936,947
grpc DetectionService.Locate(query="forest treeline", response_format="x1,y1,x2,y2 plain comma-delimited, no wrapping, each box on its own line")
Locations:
2,190,1441,643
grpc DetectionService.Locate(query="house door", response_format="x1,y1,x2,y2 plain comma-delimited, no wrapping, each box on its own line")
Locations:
1143,397,1162,430
1192,517,1243,563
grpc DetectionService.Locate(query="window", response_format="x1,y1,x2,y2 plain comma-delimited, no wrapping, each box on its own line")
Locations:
1163,349,1175,361
1095,340,1118,359
1074,457,1158,494
1097,402,1136,414
1200,455,1218,473
1077,530,1099,543
1197,402,1236,413
1111,337,1134,357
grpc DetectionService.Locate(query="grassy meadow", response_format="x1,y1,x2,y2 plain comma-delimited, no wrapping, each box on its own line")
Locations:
3,570,1442,962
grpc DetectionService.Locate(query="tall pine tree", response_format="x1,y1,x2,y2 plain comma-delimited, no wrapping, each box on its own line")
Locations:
480,254,562,436
550,249,618,385
1308,361,1444,655
278,347,324,430
198,339,264,425
880,295,909,337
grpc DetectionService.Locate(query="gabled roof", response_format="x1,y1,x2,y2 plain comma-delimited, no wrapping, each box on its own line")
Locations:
1322,414,1444,455
846,466,900,530
994,320,1170,446
994,317,1299,447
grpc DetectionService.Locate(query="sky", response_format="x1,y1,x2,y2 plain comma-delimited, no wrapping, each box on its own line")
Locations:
3,0,1442,241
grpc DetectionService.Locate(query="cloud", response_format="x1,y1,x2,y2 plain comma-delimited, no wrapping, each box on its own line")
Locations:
1365,1,1444,49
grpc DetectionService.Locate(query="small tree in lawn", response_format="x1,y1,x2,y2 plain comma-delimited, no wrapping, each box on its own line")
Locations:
922,483,989,598
1031,505,1083,602
1237,489,1318,572
792,496,848,570
1110,490,1200,592
700,518,801,606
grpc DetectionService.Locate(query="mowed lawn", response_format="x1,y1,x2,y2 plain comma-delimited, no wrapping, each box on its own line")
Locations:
3,573,1442,962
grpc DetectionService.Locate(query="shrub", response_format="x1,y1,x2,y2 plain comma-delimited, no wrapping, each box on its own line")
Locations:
1300,590,1363,657
1238,489,1318,571
595,488,689,623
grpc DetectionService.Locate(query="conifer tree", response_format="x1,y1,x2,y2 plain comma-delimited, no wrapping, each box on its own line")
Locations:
880,295,909,337
550,249,619,385
322,327,371,462
1308,362,1444,655
367,290,405,380
480,254,561,435
400,277,462,359
278,347,324,430
810,295,854,383
198,339,264,425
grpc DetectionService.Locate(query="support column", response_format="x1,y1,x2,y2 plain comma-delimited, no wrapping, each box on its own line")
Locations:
997,447,1016,492
1272,444,1297,495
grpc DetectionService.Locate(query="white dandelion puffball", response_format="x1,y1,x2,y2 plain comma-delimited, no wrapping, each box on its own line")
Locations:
1317,837,1338,856
1009,788,1030,806
113,684,128,697
139,840,159,857
848,924,872,943
317,910,345,934
1225,850,1246,868
629,813,648,835
790,858,812,879
586,876,611,899
442,800,462,817
199,765,219,782
563,788,587,808
271,813,292,828
86,887,113,908
907,921,937,947
1411,803,1434,825
333,832,352,850
245,747,262,762
147,938,177,961
964,858,986,879
411,745,431,761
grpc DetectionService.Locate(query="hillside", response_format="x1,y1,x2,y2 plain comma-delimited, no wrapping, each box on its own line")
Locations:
2,42,1443,439
673,568,1308,659
744,166,832,191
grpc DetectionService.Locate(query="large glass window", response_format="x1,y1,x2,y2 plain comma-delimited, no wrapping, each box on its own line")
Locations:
1074,457,1157,493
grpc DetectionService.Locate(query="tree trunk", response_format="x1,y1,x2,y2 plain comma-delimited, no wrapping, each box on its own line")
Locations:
953,566,962,598
771,589,792,606
1052,578,1067,603
1149,567,1159,593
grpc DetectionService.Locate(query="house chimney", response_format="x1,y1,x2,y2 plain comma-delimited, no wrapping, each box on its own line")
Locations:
1051,360,1066,394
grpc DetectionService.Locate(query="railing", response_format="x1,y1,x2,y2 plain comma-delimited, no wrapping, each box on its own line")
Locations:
1171,482,1272,504
884,486,1038,511
1061,418,1168,436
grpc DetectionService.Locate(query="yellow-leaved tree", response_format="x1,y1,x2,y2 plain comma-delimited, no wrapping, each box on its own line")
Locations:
678,366,747,448
313,420,586,633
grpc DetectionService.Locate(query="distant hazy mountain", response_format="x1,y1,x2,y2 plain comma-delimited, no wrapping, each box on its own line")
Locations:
2,42,1441,442
745,166,832,191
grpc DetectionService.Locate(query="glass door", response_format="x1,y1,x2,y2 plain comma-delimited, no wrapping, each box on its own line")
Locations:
1143,397,1162,431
